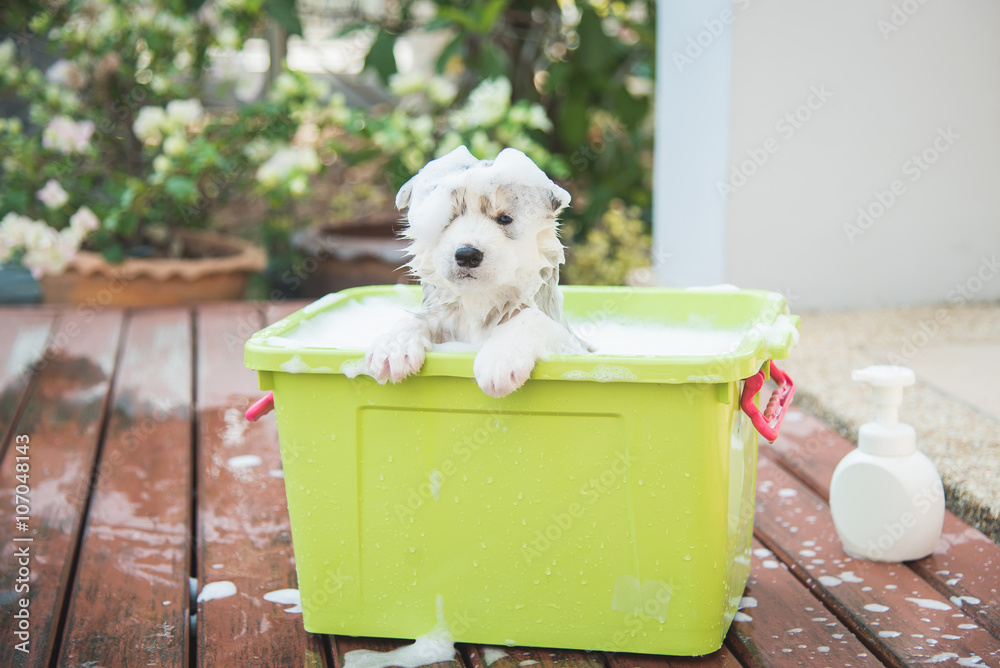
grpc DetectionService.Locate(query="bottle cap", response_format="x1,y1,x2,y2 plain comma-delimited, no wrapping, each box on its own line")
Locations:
852,365,916,456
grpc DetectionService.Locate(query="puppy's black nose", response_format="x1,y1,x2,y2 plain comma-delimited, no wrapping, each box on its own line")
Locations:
455,246,484,268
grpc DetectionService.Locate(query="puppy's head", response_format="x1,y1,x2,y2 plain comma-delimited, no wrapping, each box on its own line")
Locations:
397,146,570,300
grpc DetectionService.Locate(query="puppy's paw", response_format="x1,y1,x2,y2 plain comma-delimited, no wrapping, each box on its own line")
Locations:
365,329,428,384
473,345,536,398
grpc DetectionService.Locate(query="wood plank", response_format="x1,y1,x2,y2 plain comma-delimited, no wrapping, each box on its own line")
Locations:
0,309,56,450
194,302,327,667
754,453,1000,666
58,309,194,667
605,647,742,668
0,310,123,666
463,644,603,668
765,408,1000,639
725,539,879,667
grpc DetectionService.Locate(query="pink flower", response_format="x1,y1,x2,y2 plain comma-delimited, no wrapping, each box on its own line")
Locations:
45,59,88,90
36,179,69,209
69,205,100,233
42,115,95,154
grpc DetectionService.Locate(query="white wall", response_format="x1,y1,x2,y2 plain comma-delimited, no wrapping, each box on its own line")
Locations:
722,0,1000,311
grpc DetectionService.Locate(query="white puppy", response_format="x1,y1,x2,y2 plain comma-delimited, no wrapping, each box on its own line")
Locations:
365,146,588,397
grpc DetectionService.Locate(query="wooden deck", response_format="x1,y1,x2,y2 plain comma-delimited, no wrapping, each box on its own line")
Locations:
1,303,998,667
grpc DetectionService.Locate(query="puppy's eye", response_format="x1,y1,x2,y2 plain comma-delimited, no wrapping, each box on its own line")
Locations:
497,214,513,225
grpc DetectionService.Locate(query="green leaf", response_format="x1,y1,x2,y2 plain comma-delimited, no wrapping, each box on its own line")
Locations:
165,176,198,203
101,242,126,265
264,0,303,36
365,30,398,84
476,0,509,34
435,34,466,74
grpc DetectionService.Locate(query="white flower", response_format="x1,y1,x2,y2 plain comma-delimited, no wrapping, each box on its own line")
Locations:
410,115,434,141
435,132,464,158
389,72,425,98
449,78,511,131
133,106,166,144
0,39,16,69
0,212,80,277
426,76,458,107
42,116,95,154
153,155,172,175
255,146,320,188
45,59,88,90
288,175,308,196
165,98,204,126
216,25,240,49
526,104,553,132
163,134,187,156
69,206,100,234
242,138,273,163
36,179,69,209
174,50,193,70
22,231,77,278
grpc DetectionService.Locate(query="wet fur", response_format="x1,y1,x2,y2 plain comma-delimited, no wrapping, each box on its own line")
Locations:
365,147,587,397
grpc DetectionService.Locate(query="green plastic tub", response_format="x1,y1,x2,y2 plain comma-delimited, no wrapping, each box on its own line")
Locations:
243,285,799,655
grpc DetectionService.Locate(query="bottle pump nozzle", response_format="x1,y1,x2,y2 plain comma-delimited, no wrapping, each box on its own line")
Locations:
851,365,916,455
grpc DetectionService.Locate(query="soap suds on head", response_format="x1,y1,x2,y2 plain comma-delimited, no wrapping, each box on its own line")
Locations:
196,581,237,602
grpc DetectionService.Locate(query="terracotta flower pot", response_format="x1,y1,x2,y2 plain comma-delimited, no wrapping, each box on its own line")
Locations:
40,230,267,306
291,215,414,298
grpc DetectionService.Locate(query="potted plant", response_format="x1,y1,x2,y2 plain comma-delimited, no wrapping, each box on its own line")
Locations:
0,0,325,305
317,0,657,287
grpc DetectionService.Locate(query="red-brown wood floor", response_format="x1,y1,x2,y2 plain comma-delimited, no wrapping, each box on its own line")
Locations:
1,304,998,667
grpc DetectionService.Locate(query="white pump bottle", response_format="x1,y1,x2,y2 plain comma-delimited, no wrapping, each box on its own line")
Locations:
829,365,944,562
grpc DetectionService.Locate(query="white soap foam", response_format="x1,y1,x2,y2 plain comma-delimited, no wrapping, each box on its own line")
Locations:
264,588,302,613
221,408,249,446
280,355,312,373
906,597,952,611
483,648,508,666
864,603,889,613
429,469,443,501
733,611,753,622
277,293,784,358
342,625,456,668
738,596,758,609
197,581,237,602
343,593,456,668
286,293,421,350
227,454,262,469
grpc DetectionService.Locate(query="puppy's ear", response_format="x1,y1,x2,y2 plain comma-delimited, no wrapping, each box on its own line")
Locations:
396,178,415,211
548,184,571,213
399,146,479,234
534,264,565,323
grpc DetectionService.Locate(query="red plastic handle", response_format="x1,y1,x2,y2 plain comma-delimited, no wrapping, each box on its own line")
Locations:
740,361,795,443
245,391,275,422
